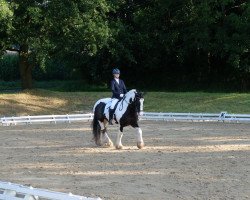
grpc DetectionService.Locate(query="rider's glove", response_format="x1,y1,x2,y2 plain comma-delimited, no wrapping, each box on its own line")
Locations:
120,94,124,97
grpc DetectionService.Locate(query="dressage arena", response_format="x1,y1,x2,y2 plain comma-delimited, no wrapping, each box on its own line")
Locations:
0,121,250,200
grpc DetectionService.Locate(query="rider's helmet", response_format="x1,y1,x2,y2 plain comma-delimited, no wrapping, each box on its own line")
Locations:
112,68,120,74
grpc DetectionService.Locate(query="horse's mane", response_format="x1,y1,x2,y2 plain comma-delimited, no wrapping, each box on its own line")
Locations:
124,89,137,100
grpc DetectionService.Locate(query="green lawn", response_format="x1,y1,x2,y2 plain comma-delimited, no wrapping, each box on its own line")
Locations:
0,88,250,116
144,92,250,114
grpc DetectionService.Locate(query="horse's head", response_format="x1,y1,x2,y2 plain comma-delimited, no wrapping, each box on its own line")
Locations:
134,91,144,116
125,89,144,116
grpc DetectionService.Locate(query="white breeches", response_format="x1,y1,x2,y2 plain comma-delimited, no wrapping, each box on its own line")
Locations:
110,98,119,109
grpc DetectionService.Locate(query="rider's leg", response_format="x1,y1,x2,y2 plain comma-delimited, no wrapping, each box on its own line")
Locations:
109,109,115,125
109,98,118,125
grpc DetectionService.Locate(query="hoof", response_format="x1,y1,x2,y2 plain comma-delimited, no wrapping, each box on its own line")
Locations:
137,142,145,149
115,145,123,150
102,141,113,148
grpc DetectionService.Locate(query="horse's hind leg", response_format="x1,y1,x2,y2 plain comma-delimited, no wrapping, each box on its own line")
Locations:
99,120,113,147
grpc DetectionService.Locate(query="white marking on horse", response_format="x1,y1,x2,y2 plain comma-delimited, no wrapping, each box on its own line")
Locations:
115,131,123,149
139,98,144,116
115,89,137,121
93,98,111,113
136,127,144,149
102,132,113,147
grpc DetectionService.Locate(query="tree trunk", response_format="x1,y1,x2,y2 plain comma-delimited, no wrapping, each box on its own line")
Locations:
19,44,33,89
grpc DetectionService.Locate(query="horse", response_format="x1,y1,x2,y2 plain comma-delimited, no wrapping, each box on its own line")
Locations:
92,89,144,149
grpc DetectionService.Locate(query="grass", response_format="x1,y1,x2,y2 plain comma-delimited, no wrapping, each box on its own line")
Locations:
144,92,250,113
0,88,250,117
0,89,110,116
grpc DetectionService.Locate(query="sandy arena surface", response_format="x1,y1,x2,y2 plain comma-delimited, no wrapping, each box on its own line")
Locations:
0,121,250,200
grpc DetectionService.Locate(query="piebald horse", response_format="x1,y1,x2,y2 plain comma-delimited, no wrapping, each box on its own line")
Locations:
92,89,144,149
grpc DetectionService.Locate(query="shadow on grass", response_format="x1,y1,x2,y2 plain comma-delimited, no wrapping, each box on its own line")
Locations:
0,80,109,93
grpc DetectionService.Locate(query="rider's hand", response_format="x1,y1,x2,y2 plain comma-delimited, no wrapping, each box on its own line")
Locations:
120,94,124,97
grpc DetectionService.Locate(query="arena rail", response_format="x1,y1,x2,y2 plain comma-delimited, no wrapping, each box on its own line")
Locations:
1,114,94,126
140,112,250,122
0,181,101,200
1,112,250,126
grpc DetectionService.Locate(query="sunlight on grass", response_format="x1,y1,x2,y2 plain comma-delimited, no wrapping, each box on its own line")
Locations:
144,92,250,114
0,89,250,116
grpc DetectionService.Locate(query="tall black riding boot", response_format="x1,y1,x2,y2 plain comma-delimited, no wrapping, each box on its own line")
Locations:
109,109,115,125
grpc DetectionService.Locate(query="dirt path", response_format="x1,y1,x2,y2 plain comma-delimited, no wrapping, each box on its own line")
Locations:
0,121,250,200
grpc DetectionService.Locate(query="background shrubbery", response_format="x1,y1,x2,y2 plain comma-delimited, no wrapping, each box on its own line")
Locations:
0,1,249,91
0,54,19,81
0,54,81,82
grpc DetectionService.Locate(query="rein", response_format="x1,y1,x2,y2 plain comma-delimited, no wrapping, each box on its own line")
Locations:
119,95,133,111
119,94,141,113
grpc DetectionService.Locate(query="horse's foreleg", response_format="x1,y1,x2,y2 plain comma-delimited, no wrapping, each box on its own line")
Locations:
136,127,144,149
101,120,113,147
115,126,124,149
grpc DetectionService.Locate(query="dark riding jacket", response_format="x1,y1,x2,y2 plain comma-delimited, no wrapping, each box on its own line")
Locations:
111,79,127,99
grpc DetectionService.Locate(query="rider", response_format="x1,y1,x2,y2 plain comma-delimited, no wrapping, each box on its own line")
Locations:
109,68,127,125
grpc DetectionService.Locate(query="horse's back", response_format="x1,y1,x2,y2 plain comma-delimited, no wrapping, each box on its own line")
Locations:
93,98,111,112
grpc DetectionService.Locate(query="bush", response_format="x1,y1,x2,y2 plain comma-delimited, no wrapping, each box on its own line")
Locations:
0,53,19,81
32,58,79,81
0,53,79,82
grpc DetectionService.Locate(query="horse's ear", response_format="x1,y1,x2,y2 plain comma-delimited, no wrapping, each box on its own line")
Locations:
137,91,145,98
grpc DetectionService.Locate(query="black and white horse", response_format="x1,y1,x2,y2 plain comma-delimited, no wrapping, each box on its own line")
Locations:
92,89,144,149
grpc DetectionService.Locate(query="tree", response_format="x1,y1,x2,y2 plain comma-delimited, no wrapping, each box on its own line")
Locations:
0,0,111,89
118,0,250,89
44,0,111,83
0,0,49,89
0,0,13,53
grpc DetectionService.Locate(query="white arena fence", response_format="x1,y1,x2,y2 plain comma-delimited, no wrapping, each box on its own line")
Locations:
1,114,93,126
1,112,250,126
0,181,101,200
141,112,250,123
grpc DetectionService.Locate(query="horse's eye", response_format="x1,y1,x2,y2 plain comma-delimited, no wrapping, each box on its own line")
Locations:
129,98,133,103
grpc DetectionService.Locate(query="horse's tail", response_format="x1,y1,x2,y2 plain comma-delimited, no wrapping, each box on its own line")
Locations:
92,104,102,145
92,111,101,145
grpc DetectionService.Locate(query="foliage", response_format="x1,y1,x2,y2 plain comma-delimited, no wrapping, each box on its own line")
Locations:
0,0,112,89
0,0,13,52
0,53,19,81
0,0,249,91
120,0,250,90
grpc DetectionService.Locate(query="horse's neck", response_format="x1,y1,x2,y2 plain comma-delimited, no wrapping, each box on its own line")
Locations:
125,102,137,115
117,98,135,113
